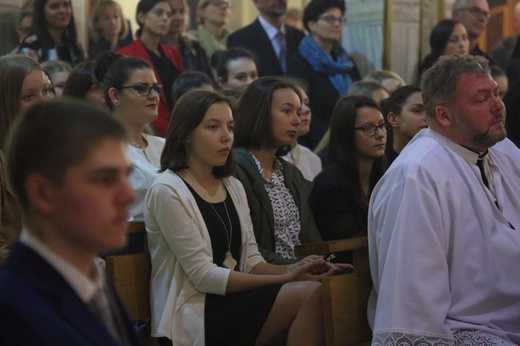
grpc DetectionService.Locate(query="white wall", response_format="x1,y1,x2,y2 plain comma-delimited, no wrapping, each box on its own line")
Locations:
120,0,140,37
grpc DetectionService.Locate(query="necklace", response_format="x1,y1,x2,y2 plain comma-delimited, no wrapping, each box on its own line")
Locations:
131,135,148,149
185,170,237,270
131,136,152,162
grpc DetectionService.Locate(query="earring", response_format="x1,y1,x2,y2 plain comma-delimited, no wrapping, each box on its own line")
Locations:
114,99,119,106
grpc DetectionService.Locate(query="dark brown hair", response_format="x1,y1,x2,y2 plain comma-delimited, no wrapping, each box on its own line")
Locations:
328,95,387,208
233,76,301,155
161,90,235,178
32,0,84,62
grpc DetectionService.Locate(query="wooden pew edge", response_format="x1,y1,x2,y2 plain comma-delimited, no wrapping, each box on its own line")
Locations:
294,237,368,257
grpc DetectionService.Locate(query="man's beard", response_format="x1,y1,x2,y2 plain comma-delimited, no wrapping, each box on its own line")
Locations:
452,111,507,149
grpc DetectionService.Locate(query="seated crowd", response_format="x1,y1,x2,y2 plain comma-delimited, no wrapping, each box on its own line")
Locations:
0,0,519,345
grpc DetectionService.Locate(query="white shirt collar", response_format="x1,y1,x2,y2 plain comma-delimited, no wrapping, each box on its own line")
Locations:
258,15,285,40
20,230,105,303
424,128,486,165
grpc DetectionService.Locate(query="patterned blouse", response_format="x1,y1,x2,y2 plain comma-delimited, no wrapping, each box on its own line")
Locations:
250,153,301,259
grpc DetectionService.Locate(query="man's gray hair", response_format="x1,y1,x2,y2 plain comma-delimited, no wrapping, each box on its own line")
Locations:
420,54,490,119
453,0,469,10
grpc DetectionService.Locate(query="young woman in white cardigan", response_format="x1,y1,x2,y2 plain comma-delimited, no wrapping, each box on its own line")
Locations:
144,90,349,345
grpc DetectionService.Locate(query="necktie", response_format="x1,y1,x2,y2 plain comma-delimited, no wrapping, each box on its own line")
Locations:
476,152,489,189
477,150,499,208
276,31,286,73
89,287,121,342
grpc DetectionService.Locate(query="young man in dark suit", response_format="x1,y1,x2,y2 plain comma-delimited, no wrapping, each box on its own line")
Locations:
227,0,305,77
0,99,142,346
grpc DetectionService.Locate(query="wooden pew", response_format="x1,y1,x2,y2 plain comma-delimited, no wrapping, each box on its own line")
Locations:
105,222,157,346
295,237,372,346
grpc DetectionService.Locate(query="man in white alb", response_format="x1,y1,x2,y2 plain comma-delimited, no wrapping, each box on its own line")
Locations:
368,54,520,345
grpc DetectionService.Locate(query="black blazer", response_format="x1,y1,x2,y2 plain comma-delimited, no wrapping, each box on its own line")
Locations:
0,242,142,346
227,19,304,77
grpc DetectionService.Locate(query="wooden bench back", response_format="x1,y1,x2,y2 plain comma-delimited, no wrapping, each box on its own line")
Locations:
295,237,372,346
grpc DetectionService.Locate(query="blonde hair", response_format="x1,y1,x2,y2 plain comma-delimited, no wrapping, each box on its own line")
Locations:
90,0,129,42
364,70,405,86
196,0,211,23
0,55,44,149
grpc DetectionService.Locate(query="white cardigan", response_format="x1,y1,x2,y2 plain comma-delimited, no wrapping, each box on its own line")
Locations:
144,171,265,345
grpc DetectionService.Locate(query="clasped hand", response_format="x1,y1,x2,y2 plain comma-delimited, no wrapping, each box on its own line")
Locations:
286,255,353,282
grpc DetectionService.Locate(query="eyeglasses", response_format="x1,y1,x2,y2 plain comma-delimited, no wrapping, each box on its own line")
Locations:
150,9,173,18
119,83,163,97
459,7,491,20
318,15,347,25
354,123,388,137
208,0,231,9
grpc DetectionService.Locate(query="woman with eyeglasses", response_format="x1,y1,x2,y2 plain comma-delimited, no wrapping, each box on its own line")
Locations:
309,96,387,263
18,0,86,66
287,0,360,151
119,0,184,137
188,0,231,62
94,51,165,253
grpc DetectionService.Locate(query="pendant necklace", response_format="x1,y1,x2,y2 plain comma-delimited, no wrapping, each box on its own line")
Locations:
185,170,237,270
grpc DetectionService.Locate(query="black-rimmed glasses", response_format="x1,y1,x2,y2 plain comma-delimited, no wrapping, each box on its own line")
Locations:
318,15,347,25
459,7,491,20
209,0,231,9
354,123,389,137
119,84,163,97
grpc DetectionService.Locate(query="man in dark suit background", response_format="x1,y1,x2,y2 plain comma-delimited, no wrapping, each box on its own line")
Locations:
0,99,141,346
227,0,305,77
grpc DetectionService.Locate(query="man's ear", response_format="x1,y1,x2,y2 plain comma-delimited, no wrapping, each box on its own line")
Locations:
452,8,460,20
25,174,57,215
435,105,453,127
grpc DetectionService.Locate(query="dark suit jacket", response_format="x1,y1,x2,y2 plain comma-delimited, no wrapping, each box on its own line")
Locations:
227,19,304,77
0,242,142,346
118,39,184,137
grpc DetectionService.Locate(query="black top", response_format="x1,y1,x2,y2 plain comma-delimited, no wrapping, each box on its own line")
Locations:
182,180,282,346
502,36,520,148
178,38,214,83
88,34,133,60
385,144,399,166
19,32,85,66
145,45,180,112
471,43,495,66
183,181,241,268
309,163,367,263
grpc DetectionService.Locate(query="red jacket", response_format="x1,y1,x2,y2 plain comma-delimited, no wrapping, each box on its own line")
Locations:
118,39,184,137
